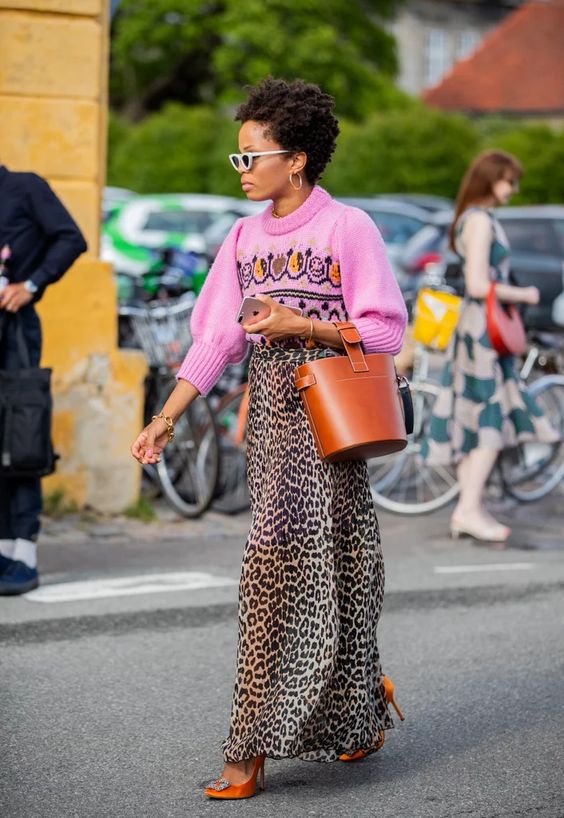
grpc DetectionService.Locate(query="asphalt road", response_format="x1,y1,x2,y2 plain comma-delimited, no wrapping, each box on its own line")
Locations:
1,497,563,818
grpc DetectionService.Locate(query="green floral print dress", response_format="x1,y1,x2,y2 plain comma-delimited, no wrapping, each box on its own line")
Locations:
422,207,559,465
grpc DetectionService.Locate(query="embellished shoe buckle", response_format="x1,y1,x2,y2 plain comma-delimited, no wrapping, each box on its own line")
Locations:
208,777,230,792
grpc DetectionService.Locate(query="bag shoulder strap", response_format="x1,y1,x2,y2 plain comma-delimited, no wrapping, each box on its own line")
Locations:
15,314,31,368
0,312,31,369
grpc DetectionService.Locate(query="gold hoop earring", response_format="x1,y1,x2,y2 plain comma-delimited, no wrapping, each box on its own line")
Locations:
289,172,303,191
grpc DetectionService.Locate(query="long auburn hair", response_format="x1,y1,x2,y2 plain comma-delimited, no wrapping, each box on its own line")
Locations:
449,150,523,251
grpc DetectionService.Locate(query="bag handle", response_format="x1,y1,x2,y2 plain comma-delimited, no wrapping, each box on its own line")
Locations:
334,321,369,373
0,312,31,370
15,314,31,369
335,323,410,419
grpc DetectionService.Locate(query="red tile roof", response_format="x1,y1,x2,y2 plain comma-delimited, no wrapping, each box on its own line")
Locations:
423,0,564,113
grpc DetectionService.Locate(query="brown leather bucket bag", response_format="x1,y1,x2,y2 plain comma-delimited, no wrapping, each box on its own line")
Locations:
294,322,409,462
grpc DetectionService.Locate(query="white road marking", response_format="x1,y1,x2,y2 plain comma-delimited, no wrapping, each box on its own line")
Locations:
434,563,534,575
24,572,238,603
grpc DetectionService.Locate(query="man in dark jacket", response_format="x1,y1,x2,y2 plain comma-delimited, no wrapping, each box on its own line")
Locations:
0,165,87,595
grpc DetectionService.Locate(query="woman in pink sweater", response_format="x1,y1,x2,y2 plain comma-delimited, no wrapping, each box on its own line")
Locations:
131,78,407,799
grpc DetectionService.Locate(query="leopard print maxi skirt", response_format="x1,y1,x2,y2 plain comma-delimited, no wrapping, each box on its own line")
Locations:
222,344,394,763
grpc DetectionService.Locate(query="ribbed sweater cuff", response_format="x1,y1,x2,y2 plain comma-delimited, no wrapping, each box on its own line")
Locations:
354,316,404,356
175,342,230,396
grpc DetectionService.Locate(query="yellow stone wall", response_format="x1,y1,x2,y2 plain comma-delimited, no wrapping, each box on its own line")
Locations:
0,0,147,512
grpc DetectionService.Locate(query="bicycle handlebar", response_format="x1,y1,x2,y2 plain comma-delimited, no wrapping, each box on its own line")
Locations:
119,294,196,319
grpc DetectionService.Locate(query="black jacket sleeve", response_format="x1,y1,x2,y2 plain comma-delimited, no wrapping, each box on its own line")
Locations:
26,175,88,291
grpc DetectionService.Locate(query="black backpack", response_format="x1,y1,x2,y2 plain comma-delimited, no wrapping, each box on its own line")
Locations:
0,312,58,478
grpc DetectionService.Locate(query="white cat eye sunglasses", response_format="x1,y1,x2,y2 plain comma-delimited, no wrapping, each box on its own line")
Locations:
228,150,290,172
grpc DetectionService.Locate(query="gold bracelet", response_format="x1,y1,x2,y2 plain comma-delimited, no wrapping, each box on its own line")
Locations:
152,412,175,442
308,318,314,341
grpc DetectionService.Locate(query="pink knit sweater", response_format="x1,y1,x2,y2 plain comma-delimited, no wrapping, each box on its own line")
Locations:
176,186,407,395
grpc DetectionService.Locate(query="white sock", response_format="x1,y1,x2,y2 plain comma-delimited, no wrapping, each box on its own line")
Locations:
12,538,38,570
0,539,16,559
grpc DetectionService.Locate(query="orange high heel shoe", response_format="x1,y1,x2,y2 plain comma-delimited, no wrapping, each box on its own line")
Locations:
383,675,405,722
340,730,385,762
204,756,266,800
339,675,405,762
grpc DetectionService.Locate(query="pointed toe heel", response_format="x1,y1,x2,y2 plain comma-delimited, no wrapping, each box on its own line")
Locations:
204,756,265,800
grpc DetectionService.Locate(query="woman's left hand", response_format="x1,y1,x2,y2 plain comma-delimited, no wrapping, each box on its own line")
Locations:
242,294,308,341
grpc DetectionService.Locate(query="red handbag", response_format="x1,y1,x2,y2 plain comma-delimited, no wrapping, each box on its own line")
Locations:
486,283,527,357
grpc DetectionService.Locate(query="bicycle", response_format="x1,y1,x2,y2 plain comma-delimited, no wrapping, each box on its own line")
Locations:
119,295,220,518
369,283,564,514
206,287,564,517
497,331,564,502
212,381,251,514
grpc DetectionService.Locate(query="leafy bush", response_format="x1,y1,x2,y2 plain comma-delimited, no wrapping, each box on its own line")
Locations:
108,104,225,193
107,101,564,204
324,106,479,197
484,124,564,205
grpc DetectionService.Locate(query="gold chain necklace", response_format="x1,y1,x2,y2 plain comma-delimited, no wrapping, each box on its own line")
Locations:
272,207,282,219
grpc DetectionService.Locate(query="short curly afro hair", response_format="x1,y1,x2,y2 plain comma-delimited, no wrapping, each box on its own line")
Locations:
235,77,340,185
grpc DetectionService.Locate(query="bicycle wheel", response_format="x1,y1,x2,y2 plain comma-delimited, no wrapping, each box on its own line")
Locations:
367,448,410,493
499,377,564,502
369,381,460,514
212,384,250,515
156,394,220,518
141,463,162,500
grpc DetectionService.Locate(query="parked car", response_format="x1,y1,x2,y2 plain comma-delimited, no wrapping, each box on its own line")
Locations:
101,193,251,279
202,198,264,262
374,193,453,214
399,206,564,329
102,186,137,223
337,197,435,280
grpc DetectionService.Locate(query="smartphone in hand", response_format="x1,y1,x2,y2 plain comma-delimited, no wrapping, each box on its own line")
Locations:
236,296,303,325
237,296,270,325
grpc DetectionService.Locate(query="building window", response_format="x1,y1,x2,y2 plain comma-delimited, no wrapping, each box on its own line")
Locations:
425,29,448,86
456,30,480,60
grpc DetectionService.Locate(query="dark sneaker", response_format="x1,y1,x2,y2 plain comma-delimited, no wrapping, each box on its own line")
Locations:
0,560,39,595
0,553,16,574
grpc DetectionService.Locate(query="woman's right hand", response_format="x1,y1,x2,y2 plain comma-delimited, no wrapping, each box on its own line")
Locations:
131,417,171,465
521,286,540,306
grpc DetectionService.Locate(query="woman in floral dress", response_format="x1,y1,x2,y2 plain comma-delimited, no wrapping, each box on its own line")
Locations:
423,150,559,542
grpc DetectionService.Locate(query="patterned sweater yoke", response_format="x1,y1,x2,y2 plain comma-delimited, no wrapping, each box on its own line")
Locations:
176,186,407,395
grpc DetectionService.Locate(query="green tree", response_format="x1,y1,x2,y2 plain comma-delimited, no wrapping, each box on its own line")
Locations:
108,102,481,198
485,124,564,205
110,0,404,120
108,104,223,192
107,110,131,166
108,100,564,205
324,106,479,197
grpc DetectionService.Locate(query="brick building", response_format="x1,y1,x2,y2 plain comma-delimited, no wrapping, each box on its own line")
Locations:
422,0,564,121
392,0,523,95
